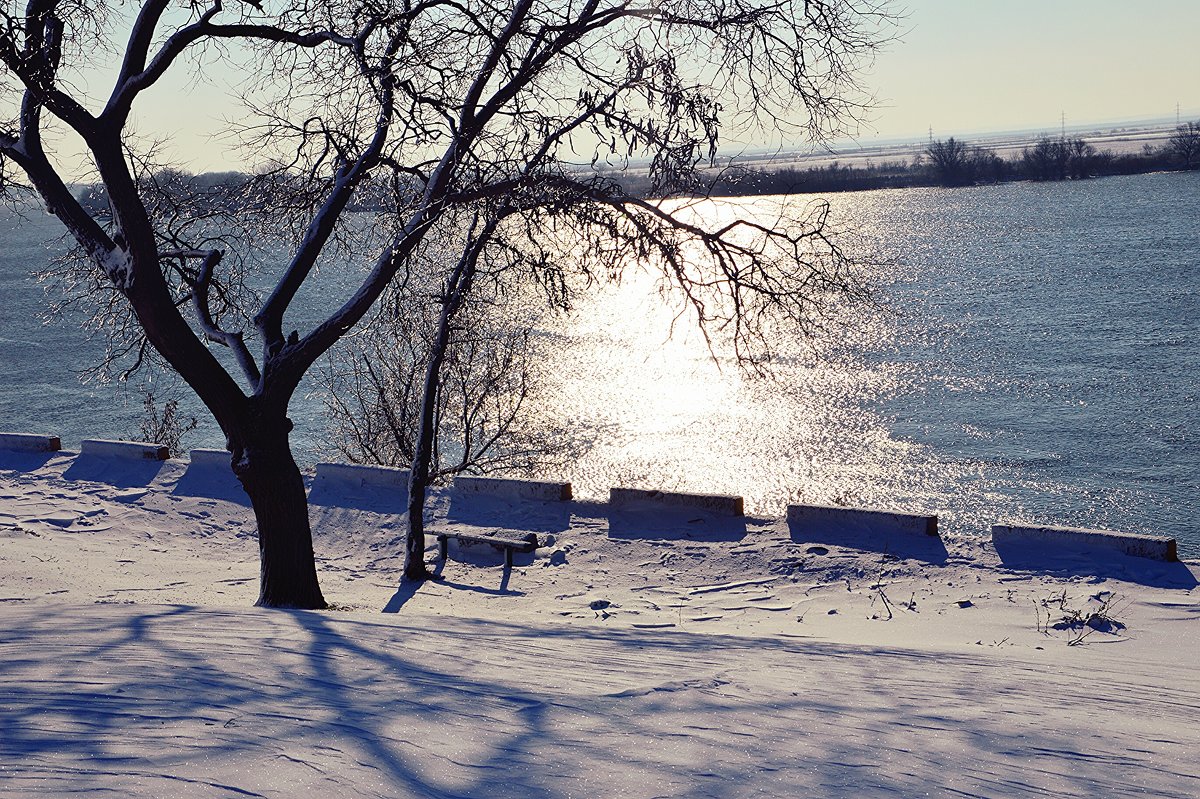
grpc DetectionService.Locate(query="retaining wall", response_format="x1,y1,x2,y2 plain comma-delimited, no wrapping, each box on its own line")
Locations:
0,433,61,452
5,427,1187,563
991,522,1177,561
454,475,572,502
80,439,169,460
787,504,939,539
188,448,233,469
610,487,744,516
315,462,410,490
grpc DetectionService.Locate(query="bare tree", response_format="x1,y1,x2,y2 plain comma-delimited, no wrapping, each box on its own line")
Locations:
1065,137,1097,180
924,137,972,186
135,384,199,458
1168,121,1200,170
2,1,893,606
1021,137,1096,181
1021,137,1063,181
924,137,1007,187
324,265,587,478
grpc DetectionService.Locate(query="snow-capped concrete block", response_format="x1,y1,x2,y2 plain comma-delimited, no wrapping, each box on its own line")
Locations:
188,449,233,470
610,487,744,516
315,462,410,490
787,504,939,538
80,438,169,460
991,522,1177,562
454,475,572,502
0,432,61,452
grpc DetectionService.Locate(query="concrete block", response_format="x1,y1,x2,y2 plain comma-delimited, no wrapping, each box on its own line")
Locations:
315,462,410,490
610,487,744,516
80,438,169,460
787,504,939,538
0,432,61,452
991,522,1177,562
454,475,572,502
188,449,233,470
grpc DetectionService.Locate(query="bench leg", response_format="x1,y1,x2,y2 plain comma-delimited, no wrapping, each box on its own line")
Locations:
438,535,448,561
504,548,514,569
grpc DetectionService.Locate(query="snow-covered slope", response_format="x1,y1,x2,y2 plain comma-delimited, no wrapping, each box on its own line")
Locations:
2,449,1198,797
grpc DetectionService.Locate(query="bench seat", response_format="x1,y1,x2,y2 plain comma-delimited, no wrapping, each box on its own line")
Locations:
428,528,538,568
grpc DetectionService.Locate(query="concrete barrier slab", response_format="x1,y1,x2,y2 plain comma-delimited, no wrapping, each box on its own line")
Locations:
991,522,1177,562
787,504,939,539
0,433,61,452
315,462,410,490
80,439,169,460
610,487,744,517
188,449,233,469
454,476,572,502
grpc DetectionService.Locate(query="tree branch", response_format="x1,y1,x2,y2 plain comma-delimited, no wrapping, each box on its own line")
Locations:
105,13,357,122
186,248,263,387
254,30,404,361
0,2,95,134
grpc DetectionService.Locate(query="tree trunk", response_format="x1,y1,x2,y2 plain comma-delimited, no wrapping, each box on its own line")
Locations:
403,223,489,581
404,340,446,581
232,419,327,609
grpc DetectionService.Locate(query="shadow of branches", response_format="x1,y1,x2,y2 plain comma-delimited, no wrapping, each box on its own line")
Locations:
1,605,1196,798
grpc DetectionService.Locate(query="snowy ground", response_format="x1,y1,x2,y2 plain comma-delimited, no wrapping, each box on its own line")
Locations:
2,448,1198,797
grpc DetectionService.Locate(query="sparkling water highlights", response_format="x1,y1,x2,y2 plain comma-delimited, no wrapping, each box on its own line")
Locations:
533,173,1200,551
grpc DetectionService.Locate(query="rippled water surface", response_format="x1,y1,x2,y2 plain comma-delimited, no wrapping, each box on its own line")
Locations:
2,171,1197,553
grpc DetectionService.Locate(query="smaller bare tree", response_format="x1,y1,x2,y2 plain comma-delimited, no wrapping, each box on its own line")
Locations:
135,384,199,457
1022,138,1067,181
324,272,588,481
925,137,973,186
1168,121,1200,170
925,137,1011,187
1065,138,1097,179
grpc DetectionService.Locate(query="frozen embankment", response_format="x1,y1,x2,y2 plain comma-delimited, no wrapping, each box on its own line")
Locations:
1,446,1199,797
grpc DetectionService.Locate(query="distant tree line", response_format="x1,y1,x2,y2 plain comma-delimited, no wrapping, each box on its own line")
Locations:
685,121,1200,197
75,121,1200,214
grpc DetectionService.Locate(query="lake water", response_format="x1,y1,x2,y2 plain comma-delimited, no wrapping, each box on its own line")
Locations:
2,171,1197,554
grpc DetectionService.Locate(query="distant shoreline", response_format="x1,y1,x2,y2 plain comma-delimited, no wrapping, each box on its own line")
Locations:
727,122,1184,172
604,121,1200,199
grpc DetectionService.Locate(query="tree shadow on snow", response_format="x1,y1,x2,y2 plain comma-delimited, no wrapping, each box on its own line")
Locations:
0,605,561,798
0,604,1176,799
381,579,424,613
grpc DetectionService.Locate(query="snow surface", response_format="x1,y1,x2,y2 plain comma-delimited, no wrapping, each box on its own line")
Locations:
2,448,1198,797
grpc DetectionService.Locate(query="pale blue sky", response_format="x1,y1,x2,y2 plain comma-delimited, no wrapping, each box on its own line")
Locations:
111,0,1200,170
863,0,1200,141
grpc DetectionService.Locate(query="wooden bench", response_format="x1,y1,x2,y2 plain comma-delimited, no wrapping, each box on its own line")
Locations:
430,529,539,568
